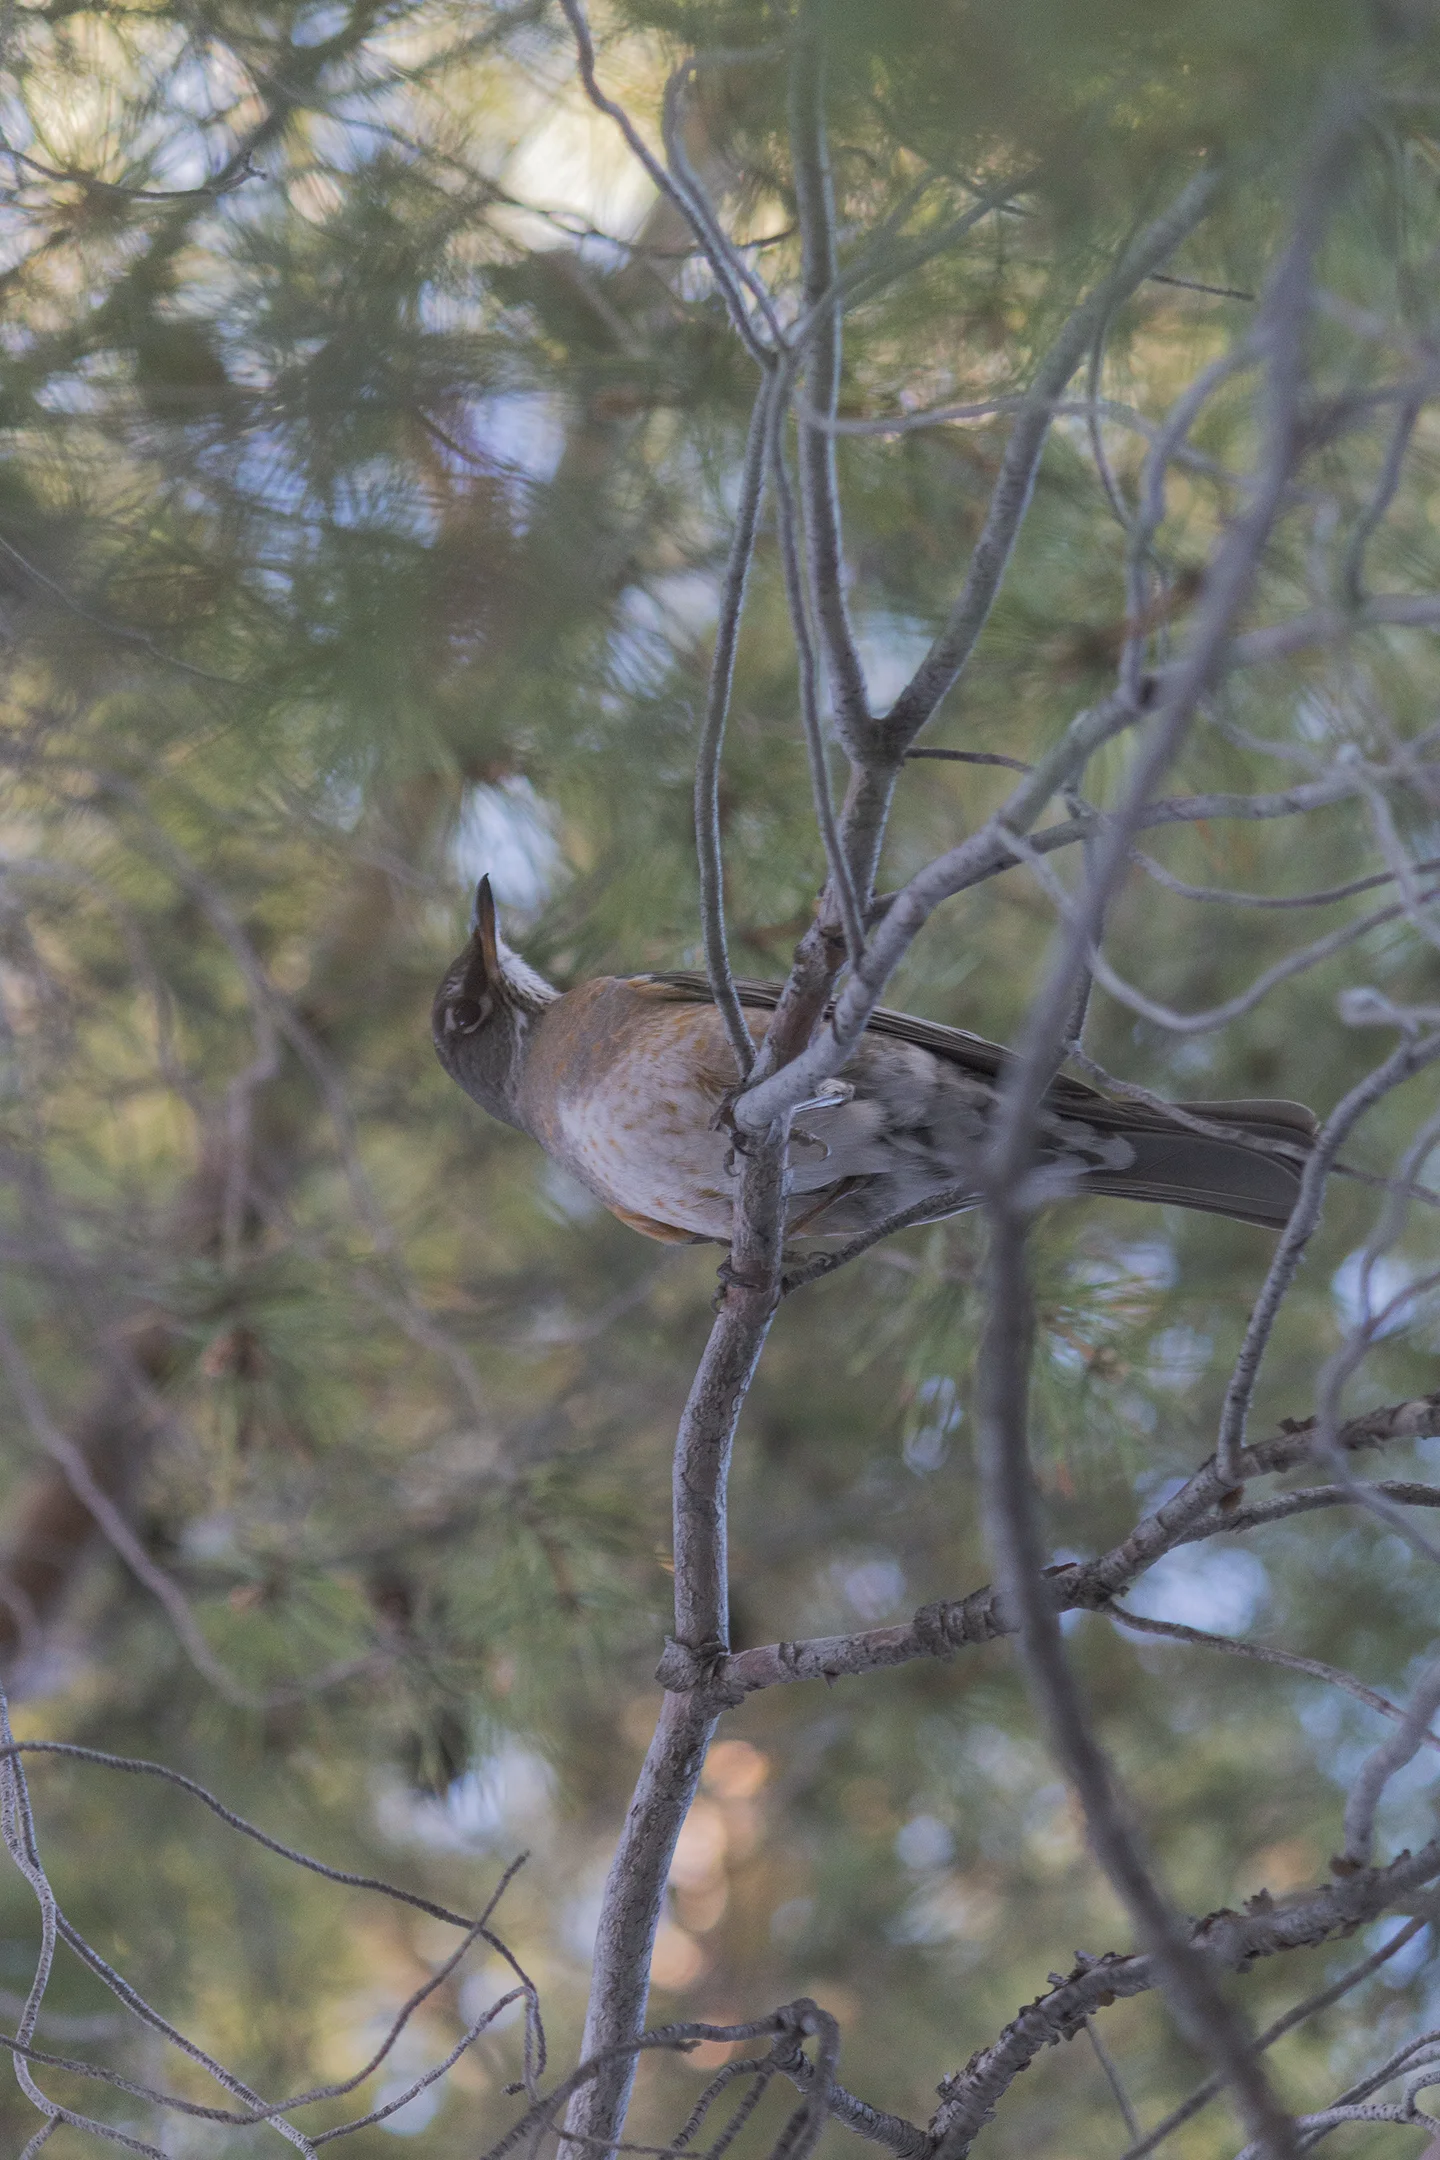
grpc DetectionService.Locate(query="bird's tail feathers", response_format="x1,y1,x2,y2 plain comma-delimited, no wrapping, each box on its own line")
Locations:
1084,1099,1315,1229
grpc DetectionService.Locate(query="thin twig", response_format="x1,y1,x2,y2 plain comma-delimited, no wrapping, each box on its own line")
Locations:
557,0,775,366
765,377,867,963
1117,1905,1437,2158
705,1396,1440,1700
1216,1027,1440,1482
787,16,872,752
883,168,1223,751
0,534,239,687
1109,1606,1440,1749
1342,1653,1440,1867
696,381,772,1076
927,1832,1440,2157
1084,2017,1141,2139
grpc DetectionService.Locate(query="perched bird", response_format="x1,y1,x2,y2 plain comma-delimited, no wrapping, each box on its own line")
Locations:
433,878,1316,1244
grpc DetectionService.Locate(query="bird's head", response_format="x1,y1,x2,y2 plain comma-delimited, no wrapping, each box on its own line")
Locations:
432,876,558,1132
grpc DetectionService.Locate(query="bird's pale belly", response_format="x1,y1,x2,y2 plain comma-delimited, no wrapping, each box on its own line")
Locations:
540,1003,969,1242
549,1013,747,1239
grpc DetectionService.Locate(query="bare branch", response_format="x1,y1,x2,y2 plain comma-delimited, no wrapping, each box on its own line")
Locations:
904,748,1033,772
0,1712,540,2154
1007,828,1440,1037
660,59,787,352
0,533,240,687
927,1836,1440,2158
1130,847,1440,910
883,167,1222,752
1108,1606,1440,1749
557,0,776,366
0,143,260,202
969,1209,1300,2159
0,1741,509,1928
1340,387,1425,604
1119,1905,1437,2159
1342,1654,1440,1868
568,1132,790,2149
705,1395,1440,1701
787,16,872,752
0,1316,272,1708
973,120,1386,2102
1085,2016,1141,2141
1216,1027,1440,1482
696,381,772,1076
767,377,867,962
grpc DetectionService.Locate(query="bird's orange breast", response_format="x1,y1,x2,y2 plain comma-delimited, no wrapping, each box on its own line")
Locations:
518,979,759,1240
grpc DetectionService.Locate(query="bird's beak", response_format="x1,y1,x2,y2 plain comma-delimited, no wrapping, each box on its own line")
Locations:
454,875,501,1005
473,875,500,980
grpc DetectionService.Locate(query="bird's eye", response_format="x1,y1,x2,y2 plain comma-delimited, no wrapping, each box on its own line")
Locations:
447,994,490,1034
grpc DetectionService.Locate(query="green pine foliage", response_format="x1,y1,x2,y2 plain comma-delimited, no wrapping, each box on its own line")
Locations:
0,3,1438,2154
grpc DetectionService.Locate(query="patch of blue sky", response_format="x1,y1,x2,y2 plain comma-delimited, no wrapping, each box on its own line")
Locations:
1134,1470,1189,1507
647,569,721,643
1168,1037,1218,1077
1146,1324,1214,1392
853,615,934,714
608,584,680,698
904,1374,962,1473
1333,1247,1440,1340
317,774,365,832
378,1740,555,1855
1365,1913,1434,1988
451,776,564,919
305,101,416,177
196,426,311,522
346,2016,445,2139
0,87,31,154
33,372,109,416
1113,1238,1179,1289
331,455,441,542
1125,1543,1270,1634
0,210,33,293
499,87,656,262
375,2082,440,2138
464,391,567,488
457,1962,524,2035
895,1814,955,1871
291,2,352,46
1296,1689,1432,1821
1072,1238,1177,1297
829,1553,907,1624
165,38,249,120
1367,1740,1440,1861
147,87,231,190
415,284,489,337
1116,1390,1158,1435
560,1872,608,1962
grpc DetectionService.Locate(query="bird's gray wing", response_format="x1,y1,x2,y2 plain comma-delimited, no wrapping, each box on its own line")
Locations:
642,970,1020,1086
638,971,1317,1229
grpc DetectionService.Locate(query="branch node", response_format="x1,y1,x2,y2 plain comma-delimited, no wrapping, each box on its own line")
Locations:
655,1637,746,1706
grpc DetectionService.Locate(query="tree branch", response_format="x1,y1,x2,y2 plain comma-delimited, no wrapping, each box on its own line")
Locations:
927,1839,1440,2158
697,1395,1440,1701
787,14,872,753
557,0,776,366
696,381,773,1076
882,168,1222,752
1216,1026,1440,1482
567,1131,791,2150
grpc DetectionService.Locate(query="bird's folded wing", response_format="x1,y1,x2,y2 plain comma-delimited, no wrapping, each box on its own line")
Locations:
638,972,1317,1148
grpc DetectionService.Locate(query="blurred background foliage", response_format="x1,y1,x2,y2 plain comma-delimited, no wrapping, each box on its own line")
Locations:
0,0,1439,2154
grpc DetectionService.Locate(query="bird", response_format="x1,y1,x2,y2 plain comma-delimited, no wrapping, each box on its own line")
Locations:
432,877,1317,1245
